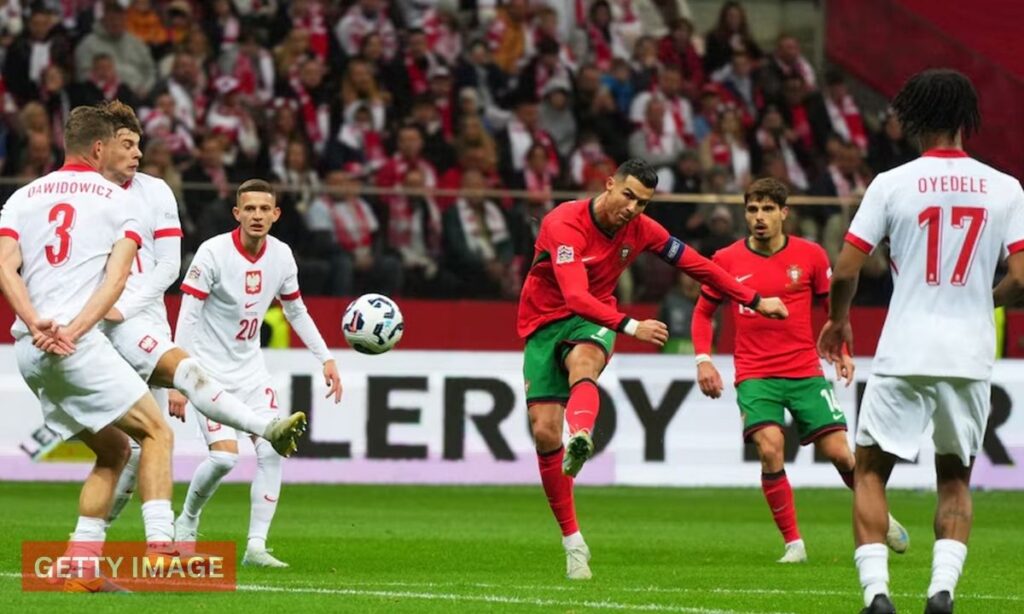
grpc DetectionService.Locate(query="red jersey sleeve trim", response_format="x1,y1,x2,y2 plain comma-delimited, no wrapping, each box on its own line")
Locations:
1008,239,1024,255
280,290,301,301
0,228,19,240
124,231,143,246
845,232,873,254
180,284,209,300
154,228,184,239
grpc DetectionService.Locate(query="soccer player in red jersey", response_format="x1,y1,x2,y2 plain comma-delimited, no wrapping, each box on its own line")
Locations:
517,159,789,580
692,178,908,564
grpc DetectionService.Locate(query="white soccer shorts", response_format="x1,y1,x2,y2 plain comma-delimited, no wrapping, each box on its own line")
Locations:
856,374,990,467
101,316,178,383
197,382,280,446
15,330,150,440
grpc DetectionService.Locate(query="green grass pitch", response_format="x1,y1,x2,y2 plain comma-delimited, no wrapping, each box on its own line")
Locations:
1,482,1022,613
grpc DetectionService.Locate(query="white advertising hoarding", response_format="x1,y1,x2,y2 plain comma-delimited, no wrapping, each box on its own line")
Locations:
1,348,1022,489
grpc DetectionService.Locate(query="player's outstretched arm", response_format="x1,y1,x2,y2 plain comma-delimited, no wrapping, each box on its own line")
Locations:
676,247,788,319
691,295,724,398
64,237,138,342
551,250,667,345
818,243,868,364
281,295,342,403
994,251,1024,308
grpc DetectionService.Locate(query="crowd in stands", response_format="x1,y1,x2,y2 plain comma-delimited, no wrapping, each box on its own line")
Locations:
0,0,910,308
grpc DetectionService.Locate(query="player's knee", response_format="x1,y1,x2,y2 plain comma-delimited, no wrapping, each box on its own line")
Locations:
145,416,174,450
97,436,132,471
208,450,239,473
255,441,282,466
531,421,562,451
755,432,785,464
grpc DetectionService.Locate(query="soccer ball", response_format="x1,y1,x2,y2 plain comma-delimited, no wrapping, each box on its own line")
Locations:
342,293,404,354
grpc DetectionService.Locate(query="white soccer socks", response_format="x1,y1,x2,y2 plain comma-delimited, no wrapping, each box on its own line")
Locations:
141,499,174,548
247,440,283,552
182,451,238,521
106,441,141,525
855,543,890,606
928,539,967,599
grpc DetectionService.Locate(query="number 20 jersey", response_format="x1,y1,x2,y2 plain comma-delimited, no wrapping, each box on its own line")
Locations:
180,228,301,391
0,164,140,336
846,149,1024,379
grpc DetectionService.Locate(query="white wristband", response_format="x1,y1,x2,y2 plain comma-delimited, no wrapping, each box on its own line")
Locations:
695,353,712,365
623,318,639,336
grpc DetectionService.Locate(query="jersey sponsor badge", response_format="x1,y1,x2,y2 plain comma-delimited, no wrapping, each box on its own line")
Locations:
186,265,201,281
245,270,263,294
556,245,574,264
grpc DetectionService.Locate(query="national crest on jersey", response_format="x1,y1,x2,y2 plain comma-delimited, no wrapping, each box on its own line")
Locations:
620,245,632,262
785,264,803,290
245,270,263,294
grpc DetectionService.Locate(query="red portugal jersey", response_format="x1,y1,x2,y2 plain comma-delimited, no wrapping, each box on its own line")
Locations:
702,236,831,383
517,199,670,337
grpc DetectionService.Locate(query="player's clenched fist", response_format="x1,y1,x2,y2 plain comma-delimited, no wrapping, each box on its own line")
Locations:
697,361,724,399
634,319,669,346
756,296,788,319
168,390,187,422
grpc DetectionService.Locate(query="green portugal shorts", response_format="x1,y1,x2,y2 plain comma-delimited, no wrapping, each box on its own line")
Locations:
735,377,848,445
523,316,615,405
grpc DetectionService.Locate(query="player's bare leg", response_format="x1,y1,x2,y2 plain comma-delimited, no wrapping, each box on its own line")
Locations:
114,392,176,551
853,445,898,614
751,426,805,563
815,431,908,554
562,344,605,477
530,402,590,580
175,439,239,552
61,426,133,592
243,434,288,568
150,348,306,456
925,454,974,614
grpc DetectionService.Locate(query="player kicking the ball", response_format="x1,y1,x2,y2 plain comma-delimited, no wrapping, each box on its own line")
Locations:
518,158,789,580
0,106,176,591
93,102,308,528
691,177,908,564
172,179,342,568
819,69,1024,614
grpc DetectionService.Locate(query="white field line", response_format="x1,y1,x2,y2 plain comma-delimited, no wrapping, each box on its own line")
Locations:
264,578,1024,603
5,571,1023,607
0,571,786,614
238,582,791,614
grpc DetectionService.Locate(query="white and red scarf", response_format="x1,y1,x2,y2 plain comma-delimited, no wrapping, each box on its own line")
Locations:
825,94,868,153
331,197,378,251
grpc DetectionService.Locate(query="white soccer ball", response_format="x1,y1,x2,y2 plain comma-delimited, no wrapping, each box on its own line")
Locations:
342,293,404,354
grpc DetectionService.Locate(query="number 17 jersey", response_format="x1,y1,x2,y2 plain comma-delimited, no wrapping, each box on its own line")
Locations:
846,149,1024,379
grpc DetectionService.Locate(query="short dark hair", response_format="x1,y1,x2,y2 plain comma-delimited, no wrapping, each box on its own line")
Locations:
237,178,276,202
101,99,142,136
891,69,980,141
744,177,788,207
614,158,659,189
64,105,116,154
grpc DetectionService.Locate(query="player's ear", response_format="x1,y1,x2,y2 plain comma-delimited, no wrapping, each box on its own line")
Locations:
781,205,789,220
271,205,281,222
605,175,616,192
232,206,241,222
